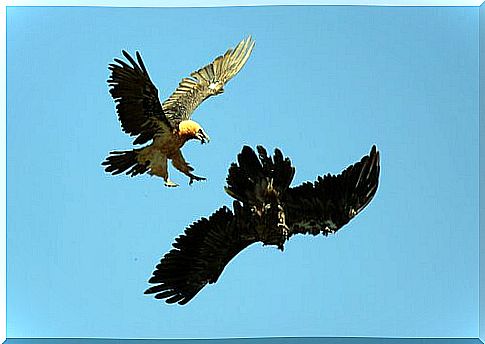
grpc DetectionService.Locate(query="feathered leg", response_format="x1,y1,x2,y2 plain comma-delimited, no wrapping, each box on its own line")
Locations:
171,150,206,185
140,149,178,187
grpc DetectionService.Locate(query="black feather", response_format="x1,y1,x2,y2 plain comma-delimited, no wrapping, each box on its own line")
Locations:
107,50,172,145
146,145,380,305
285,145,380,237
145,205,257,305
102,149,149,176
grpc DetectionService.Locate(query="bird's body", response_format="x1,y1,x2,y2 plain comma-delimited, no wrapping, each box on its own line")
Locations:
133,121,207,186
102,36,255,187
145,145,381,304
103,119,208,187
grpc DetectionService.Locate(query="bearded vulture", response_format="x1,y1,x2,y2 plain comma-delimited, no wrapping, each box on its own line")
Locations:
145,145,380,304
102,36,255,187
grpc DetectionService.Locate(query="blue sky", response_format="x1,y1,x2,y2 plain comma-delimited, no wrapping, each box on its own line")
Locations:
7,5,479,339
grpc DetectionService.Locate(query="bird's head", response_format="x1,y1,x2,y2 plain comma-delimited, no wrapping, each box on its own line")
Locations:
178,120,210,144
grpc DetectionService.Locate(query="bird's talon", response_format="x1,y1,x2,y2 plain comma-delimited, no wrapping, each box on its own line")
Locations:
189,175,207,185
164,180,179,188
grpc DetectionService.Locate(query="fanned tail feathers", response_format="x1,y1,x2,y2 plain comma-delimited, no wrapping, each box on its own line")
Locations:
102,149,148,176
225,145,295,205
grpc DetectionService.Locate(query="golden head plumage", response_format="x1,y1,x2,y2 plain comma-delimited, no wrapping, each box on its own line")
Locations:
178,120,210,144
104,36,254,187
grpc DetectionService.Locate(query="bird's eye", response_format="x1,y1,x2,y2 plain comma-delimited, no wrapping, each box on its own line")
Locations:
198,129,203,133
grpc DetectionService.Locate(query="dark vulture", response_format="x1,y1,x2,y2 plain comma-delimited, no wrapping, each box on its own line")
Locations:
102,36,255,187
145,145,380,305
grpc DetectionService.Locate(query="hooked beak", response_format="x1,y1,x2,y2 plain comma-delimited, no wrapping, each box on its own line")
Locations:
195,131,210,144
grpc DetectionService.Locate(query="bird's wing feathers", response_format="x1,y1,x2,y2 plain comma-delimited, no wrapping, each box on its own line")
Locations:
145,203,257,305
225,145,295,206
162,36,255,125
285,145,380,237
108,51,172,145
145,145,380,305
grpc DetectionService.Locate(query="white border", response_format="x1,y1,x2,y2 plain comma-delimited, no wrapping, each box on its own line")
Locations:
2,0,483,343
1,2,6,343
4,0,485,6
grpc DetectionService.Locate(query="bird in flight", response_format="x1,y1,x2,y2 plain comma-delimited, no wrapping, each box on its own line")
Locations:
102,36,255,187
145,145,380,304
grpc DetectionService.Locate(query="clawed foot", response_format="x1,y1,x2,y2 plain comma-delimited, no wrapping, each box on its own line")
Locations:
164,180,179,188
189,175,207,185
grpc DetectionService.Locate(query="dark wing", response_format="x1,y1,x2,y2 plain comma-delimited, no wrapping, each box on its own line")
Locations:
145,203,257,305
108,50,172,145
285,145,380,237
162,36,255,126
225,145,295,206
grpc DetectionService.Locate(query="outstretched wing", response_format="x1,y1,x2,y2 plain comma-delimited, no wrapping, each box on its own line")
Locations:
145,203,257,305
162,36,255,125
285,145,380,237
108,51,172,145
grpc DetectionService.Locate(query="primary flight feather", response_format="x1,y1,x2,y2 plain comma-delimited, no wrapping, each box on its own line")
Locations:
145,145,380,305
102,36,255,187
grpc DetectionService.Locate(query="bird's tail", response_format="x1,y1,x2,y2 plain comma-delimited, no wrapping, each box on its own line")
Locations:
225,145,296,205
102,149,148,176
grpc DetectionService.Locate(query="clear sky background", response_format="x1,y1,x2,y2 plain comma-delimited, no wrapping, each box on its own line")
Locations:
5,0,485,6
479,3,484,342
7,5,479,339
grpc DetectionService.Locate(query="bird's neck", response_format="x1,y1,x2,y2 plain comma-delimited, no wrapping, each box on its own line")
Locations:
174,129,194,145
